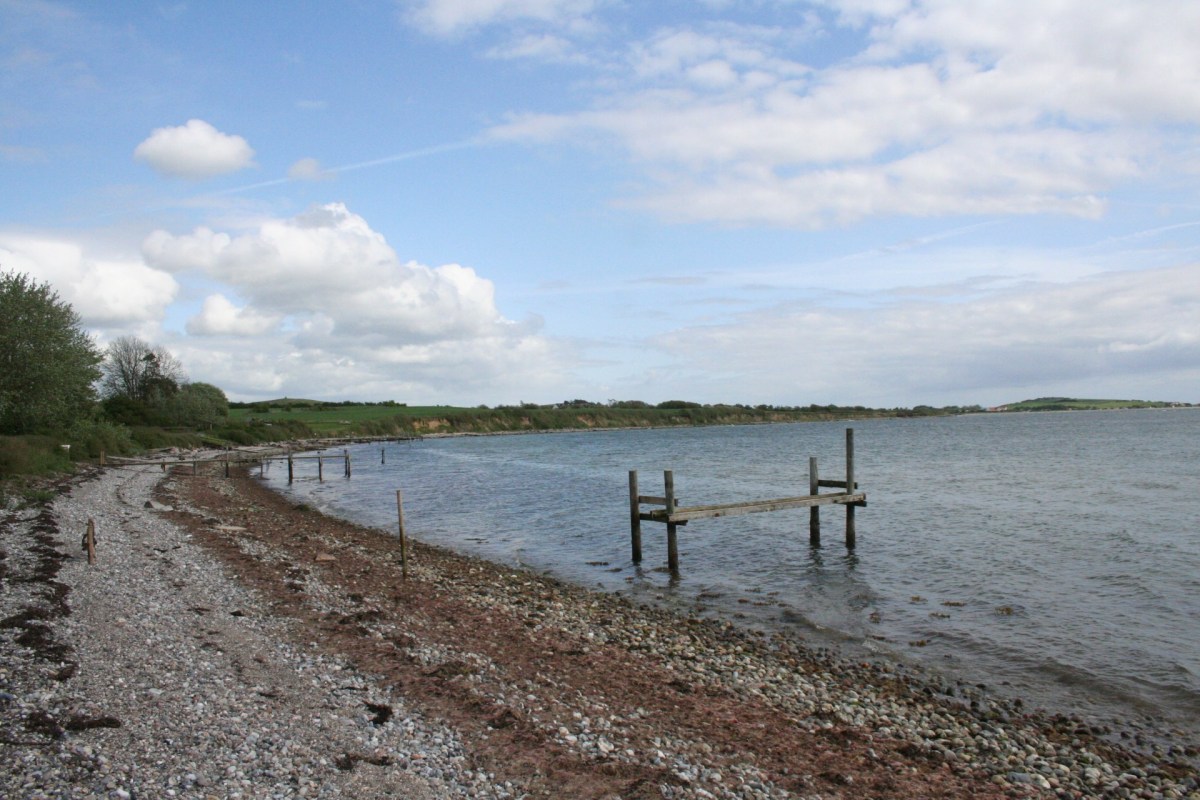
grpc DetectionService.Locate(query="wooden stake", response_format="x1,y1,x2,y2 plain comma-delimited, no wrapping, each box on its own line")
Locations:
665,470,679,573
396,490,409,580
845,428,856,548
85,518,96,565
381,447,386,465
318,454,323,482
809,456,820,545
344,449,350,478
629,470,642,563
287,452,294,483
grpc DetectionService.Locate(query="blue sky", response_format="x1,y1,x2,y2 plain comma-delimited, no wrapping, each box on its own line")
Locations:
2,0,1199,407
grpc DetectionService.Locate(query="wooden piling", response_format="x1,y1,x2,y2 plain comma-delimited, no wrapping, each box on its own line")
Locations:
396,490,409,580
845,428,856,548
629,470,642,563
809,456,820,545
665,470,679,573
381,447,386,465
318,454,324,482
85,518,96,565
344,449,351,478
287,453,294,483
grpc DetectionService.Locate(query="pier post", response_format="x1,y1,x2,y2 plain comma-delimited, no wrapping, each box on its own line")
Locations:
809,456,820,545
318,454,324,482
381,447,386,465
665,470,679,573
396,489,409,580
629,470,642,564
344,449,351,478
287,452,294,483
845,428,856,548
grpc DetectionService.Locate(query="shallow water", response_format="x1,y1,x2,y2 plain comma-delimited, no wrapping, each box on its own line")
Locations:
263,408,1200,736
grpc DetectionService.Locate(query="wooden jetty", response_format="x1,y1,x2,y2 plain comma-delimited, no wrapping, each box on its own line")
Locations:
629,428,866,572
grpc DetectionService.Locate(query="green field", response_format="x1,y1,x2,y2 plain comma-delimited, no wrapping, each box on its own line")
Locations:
998,397,1189,412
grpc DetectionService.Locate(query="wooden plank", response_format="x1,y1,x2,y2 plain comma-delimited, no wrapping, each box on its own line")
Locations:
650,492,866,523
637,495,670,505
816,479,858,489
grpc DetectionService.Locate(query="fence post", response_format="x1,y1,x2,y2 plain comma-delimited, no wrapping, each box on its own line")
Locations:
665,470,679,573
809,456,820,545
344,448,351,478
85,518,96,565
396,490,409,580
629,470,642,564
287,452,294,483
318,454,323,482
845,428,856,548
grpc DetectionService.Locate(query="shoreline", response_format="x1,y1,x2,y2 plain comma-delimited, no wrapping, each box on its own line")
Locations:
2,462,1197,798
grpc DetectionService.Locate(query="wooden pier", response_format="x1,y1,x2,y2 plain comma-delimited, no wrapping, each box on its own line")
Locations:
629,428,866,572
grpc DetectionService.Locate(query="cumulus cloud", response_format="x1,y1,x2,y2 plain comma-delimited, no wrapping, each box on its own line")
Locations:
186,294,281,336
0,232,177,326
287,157,333,180
133,119,256,179
490,1,1200,227
142,203,573,401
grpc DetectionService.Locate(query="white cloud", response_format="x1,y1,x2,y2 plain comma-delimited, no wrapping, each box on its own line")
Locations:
133,119,256,179
491,1,1200,227
142,203,575,401
0,232,177,326
186,294,281,337
287,157,333,181
405,0,601,36
653,263,1200,405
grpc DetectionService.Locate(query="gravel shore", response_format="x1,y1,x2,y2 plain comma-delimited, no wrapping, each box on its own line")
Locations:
2,460,1197,799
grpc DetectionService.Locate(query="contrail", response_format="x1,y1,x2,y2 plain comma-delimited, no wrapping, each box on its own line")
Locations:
209,138,485,196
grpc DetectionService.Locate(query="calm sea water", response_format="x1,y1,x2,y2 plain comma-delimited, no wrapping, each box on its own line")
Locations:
262,409,1200,736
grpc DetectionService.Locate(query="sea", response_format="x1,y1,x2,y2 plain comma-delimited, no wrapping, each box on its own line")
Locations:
260,408,1200,739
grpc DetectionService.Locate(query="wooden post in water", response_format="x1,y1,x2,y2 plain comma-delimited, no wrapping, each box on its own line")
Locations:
287,452,294,483
845,428,856,548
395,490,409,580
809,456,820,545
665,470,679,573
629,470,642,563
85,518,96,565
343,449,351,478
381,447,386,465
318,454,324,482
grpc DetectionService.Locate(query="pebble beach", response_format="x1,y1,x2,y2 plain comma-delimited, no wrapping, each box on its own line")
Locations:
2,457,1197,799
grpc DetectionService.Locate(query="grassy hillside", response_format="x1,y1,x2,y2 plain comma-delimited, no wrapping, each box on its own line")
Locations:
997,397,1191,412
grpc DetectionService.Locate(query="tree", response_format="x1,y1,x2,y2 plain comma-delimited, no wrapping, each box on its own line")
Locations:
0,270,103,434
101,335,185,405
163,382,228,428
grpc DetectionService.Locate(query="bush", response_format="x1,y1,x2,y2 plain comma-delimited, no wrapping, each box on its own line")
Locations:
0,435,73,479
68,419,136,459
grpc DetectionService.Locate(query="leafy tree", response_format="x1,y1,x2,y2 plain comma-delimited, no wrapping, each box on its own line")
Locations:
163,382,228,428
0,270,103,434
101,335,185,405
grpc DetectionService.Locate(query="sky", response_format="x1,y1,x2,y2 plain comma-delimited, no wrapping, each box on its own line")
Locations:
2,0,1199,408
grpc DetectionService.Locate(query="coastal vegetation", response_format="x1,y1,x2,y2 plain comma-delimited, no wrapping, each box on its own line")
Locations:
994,397,1193,412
